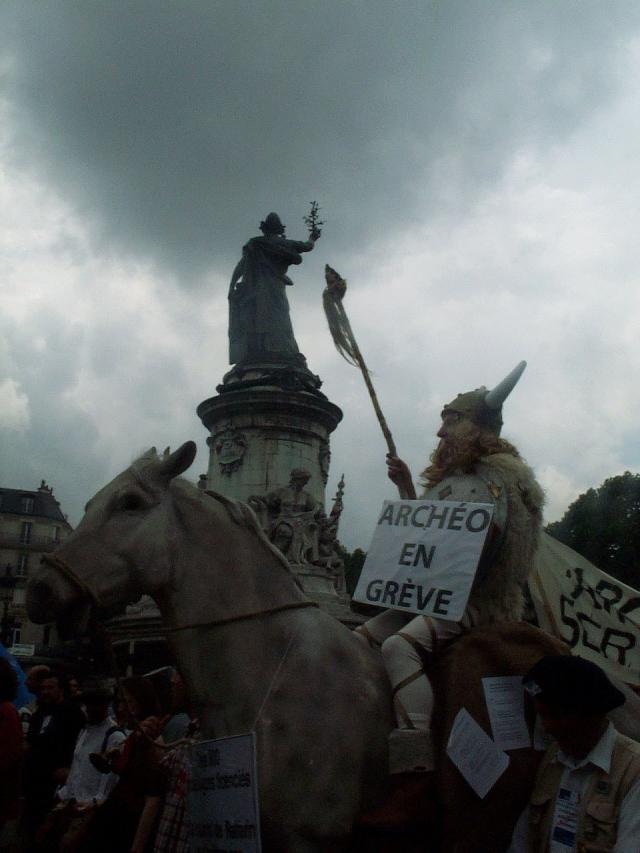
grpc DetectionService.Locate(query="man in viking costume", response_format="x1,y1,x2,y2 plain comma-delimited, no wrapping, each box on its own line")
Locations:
356,361,544,777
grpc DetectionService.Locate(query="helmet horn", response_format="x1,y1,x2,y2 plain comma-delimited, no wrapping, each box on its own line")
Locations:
485,361,527,411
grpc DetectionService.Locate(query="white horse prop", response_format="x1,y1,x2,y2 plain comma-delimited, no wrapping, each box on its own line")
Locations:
27,442,392,852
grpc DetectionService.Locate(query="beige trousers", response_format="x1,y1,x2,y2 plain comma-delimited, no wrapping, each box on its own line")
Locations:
356,606,477,731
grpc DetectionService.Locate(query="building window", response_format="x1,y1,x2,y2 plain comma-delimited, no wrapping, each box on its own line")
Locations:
11,626,21,646
53,526,60,543
21,497,34,514
43,625,51,646
16,553,29,576
20,522,32,544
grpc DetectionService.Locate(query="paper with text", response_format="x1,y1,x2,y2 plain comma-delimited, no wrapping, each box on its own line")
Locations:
482,676,530,750
446,707,509,798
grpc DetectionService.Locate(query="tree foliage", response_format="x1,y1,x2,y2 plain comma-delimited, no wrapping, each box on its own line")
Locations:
338,546,367,595
547,471,640,589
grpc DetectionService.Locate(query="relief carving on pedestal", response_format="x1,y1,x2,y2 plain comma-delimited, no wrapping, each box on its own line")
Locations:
249,470,347,595
209,426,247,476
319,440,331,484
248,469,324,565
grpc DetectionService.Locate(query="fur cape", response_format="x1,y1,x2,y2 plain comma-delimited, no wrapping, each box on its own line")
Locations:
466,451,545,624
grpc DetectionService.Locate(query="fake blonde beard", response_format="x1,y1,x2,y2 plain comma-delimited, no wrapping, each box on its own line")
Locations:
420,429,520,490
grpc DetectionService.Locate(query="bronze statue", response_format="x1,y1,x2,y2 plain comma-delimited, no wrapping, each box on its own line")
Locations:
228,212,319,365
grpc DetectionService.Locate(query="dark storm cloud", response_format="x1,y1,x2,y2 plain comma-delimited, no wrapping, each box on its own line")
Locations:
2,1,635,281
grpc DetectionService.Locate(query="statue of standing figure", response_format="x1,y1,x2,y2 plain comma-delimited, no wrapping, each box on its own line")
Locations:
228,212,319,365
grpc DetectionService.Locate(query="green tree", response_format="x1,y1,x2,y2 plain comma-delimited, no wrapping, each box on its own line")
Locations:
547,471,640,588
337,546,367,595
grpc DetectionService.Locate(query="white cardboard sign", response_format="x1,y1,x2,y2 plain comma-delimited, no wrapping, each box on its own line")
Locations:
186,734,261,853
353,499,494,621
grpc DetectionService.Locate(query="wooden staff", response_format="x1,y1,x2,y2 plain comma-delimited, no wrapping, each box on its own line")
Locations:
322,264,397,457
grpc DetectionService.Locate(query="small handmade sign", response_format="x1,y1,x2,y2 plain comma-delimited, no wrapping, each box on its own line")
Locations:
186,733,261,853
353,499,494,621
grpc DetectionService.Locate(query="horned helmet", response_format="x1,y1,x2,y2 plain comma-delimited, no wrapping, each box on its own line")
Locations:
441,361,527,436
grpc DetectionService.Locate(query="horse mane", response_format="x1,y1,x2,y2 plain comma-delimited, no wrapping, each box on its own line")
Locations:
129,449,300,585
202,489,297,578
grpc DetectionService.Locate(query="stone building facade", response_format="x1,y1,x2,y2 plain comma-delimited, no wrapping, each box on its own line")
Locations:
0,481,72,650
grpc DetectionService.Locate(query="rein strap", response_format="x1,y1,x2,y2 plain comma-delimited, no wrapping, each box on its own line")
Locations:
41,554,100,607
163,600,319,634
41,554,318,633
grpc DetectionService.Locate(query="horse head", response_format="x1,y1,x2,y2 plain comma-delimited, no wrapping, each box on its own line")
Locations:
26,441,197,638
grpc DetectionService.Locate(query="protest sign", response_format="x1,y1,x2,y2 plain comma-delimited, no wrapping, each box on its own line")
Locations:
482,676,530,751
353,499,493,621
446,708,510,799
530,532,640,686
186,733,261,853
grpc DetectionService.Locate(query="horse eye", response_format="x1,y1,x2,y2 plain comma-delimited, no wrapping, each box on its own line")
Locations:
118,493,145,512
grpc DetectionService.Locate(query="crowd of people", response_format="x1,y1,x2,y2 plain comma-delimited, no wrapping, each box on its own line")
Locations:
0,659,196,853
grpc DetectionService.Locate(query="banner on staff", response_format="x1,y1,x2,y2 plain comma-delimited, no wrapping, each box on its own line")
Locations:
353,499,494,621
530,532,640,687
186,733,261,853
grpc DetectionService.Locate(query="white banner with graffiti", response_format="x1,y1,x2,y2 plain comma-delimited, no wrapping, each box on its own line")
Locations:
529,533,640,687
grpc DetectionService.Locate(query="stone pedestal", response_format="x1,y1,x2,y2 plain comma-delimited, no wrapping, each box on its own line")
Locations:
197,387,342,505
197,363,360,627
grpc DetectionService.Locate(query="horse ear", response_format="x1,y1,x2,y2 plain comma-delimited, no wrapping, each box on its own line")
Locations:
157,441,197,482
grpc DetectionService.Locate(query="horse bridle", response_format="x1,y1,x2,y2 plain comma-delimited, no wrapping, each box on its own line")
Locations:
40,553,318,634
41,553,100,608
41,551,319,748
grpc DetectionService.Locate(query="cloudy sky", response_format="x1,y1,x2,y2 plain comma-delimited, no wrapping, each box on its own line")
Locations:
2,1,640,551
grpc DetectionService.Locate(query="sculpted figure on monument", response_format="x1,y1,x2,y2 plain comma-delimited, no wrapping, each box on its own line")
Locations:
228,212,319,365
248,468,325,563
355,361,545,779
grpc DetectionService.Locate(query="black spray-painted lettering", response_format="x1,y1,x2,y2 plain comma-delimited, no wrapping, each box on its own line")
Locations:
560,594,579,647
559,594,637,667
576,612,603,654
601,629,635,665
595,581,624,614
619,596,640,622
